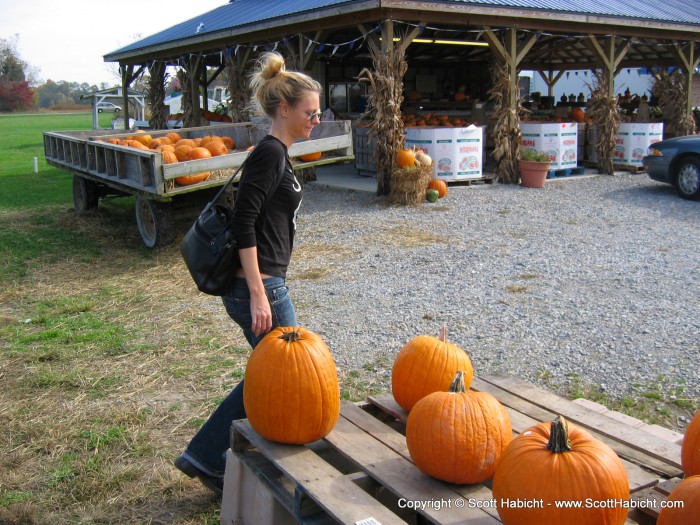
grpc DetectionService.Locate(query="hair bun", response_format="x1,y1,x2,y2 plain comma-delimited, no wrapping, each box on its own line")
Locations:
259,52,286,81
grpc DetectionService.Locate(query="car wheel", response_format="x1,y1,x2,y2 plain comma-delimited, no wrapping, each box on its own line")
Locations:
115,109,120,113
675,158,700,200
97,108,103,113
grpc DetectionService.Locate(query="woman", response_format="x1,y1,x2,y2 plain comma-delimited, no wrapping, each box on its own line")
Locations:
174,52,322,495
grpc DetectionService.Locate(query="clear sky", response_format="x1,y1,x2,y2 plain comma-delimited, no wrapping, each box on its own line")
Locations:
0,0,225,86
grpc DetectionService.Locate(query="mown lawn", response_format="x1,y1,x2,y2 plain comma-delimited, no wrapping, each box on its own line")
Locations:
0,113,229,524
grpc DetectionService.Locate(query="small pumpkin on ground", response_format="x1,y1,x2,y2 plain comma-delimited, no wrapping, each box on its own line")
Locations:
682,410,700,476
657,475,700,525
244,327,340,444
406,371,512,484
392,326,473,412
427,179,447,198
492,415,629,525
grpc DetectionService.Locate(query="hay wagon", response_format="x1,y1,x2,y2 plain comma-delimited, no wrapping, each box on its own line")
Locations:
43,121,353,247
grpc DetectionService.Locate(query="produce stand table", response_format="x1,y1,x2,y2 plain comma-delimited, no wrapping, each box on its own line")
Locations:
220,375,682,525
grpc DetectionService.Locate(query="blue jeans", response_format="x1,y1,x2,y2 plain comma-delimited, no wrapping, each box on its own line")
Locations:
181,277,297,475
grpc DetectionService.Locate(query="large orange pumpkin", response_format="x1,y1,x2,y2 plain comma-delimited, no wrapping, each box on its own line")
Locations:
299,152,322,162
392,326,474,412
125,140,149,150
243,327,340,444
682,410,700,476
221,136,235,150
492,416,629,525
657,475,700,525
427,179,447,198
165,132,181,144
205,140,228,157
129,131,152,146
174,145,194,162
161,151,178,164
396,148,416,168
174,138,197,149
406,371,512,484
188,147,212,161
175,172,210,185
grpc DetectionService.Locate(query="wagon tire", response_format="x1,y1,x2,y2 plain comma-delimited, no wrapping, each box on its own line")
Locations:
675,157,700,200
73,175,99,212
135,196,175,248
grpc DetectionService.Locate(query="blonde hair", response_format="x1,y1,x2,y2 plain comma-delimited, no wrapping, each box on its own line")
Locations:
248,52,322,117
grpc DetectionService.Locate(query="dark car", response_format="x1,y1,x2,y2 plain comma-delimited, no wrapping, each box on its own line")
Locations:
643,135,700,200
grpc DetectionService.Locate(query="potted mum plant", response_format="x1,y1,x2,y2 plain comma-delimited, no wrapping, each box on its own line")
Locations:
519,149,552,188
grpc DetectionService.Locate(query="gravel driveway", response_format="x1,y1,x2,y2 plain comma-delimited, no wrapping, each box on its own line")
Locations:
289,173,699,412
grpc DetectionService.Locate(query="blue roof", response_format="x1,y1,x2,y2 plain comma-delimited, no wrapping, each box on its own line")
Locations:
105,0,700,59
107,0,360,56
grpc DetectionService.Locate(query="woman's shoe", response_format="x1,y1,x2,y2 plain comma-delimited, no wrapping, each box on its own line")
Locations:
174,455,224,496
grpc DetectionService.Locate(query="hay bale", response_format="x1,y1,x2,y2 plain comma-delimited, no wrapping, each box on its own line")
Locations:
389,165,433,205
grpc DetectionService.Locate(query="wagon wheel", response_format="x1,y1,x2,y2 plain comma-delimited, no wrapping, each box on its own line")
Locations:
72,175,99,212
134,196,175,248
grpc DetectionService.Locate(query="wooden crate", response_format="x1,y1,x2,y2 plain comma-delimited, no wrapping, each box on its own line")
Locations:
221,374,682,525
353,126,377,177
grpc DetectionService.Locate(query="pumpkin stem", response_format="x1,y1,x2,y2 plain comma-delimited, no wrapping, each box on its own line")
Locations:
278,330,302,343
448,371,467,393
547,415,573,453
439,325,448,343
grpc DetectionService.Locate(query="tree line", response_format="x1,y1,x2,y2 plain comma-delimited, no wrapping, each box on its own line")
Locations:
1,35,112,112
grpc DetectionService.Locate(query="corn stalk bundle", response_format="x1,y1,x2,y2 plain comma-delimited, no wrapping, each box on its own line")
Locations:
358,39,408,196
176,68,194,128
225,53,251,123
488,60,521,184
586,70,620,175
652,71,695,138
146,61,168,130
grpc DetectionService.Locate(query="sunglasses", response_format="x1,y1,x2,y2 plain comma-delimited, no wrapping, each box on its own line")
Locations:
303,110,323,121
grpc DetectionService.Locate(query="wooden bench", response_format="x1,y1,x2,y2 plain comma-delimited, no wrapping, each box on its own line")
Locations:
220,374,683,524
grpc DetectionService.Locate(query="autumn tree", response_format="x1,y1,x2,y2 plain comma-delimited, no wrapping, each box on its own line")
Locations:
0,34,37,112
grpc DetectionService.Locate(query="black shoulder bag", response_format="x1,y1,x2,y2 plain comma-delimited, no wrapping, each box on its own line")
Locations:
180,156,286,296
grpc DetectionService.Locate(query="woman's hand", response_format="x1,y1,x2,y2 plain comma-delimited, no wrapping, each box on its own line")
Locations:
250,289,272,337
238,246,272,337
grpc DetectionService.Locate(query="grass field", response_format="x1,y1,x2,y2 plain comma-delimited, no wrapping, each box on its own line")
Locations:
0,113,233,524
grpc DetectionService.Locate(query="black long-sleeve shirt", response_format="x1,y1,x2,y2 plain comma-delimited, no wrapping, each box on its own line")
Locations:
232,135,303,278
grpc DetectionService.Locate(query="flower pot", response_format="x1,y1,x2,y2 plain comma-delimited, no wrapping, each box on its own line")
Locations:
519,160,551,188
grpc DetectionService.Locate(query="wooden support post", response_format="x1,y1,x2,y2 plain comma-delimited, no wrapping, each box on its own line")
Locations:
120,64,132,129
187,55,203,126
382,20,394,54
587,36,630,97
301,31,322,71
358,24,380,56
673,42,699,115
483,27,536,110
537,70,565,98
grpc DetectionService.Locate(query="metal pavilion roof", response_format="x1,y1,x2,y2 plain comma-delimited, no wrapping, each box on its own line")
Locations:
104,0,700,63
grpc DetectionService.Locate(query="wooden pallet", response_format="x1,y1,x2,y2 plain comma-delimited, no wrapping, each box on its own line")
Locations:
222,374,682,525
581,160,646,174
448,176,496,187
629,477,684,520
546,166,586,179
